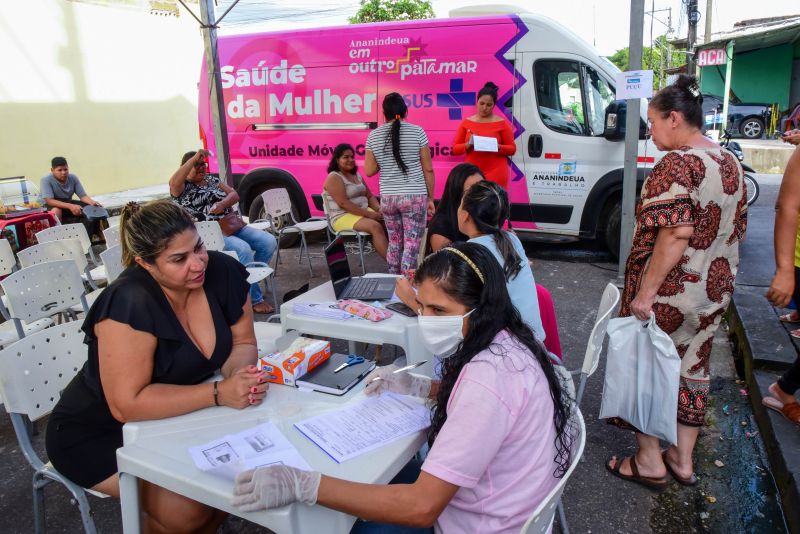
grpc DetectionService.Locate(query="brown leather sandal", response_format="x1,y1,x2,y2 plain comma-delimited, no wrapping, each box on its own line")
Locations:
662,451,698,486
763,397,800,424
606,455,668,490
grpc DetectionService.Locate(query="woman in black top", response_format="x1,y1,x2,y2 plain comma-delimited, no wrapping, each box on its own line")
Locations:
426,163,485,253
45,200,268,533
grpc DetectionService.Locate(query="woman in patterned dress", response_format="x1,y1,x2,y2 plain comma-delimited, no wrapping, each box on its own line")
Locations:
606,75,748,489
170,149,277,314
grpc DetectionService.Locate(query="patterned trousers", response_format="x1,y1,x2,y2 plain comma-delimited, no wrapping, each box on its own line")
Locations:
380,194,427,275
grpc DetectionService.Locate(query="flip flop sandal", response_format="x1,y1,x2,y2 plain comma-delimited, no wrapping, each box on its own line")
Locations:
662,451,698,486
791,329,800,339
763,397,800,424
779,313,800,323
606,455,668,490
252,302,274,314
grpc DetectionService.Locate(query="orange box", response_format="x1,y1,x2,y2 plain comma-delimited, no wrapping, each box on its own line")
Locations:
257,334,331,387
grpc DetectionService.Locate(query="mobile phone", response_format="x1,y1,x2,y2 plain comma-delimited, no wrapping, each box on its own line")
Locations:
386,302,417,317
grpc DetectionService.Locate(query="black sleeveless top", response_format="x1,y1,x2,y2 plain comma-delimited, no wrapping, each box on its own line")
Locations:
48,251,249,452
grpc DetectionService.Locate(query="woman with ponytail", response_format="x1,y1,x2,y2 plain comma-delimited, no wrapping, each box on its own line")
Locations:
453,81,517,187
364,93,436,275
458,180,546,341
230,243,574,534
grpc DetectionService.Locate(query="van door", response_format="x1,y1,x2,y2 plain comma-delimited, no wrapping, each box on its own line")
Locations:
519,53,621,237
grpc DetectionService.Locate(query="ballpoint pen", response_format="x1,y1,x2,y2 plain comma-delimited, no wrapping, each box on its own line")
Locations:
367,360,428,385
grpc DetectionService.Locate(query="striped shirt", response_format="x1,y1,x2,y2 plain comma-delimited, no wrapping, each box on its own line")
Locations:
365,121,429,196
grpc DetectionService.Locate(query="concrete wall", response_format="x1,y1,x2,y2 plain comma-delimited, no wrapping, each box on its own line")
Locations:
0,1,203,195
700,43,794,111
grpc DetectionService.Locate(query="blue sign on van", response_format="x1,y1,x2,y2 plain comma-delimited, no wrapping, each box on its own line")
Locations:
559,161,577,175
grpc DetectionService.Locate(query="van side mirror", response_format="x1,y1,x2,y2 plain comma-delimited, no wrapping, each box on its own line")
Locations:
603,100,647,141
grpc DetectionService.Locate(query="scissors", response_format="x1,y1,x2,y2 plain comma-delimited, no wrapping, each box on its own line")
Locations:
333,355,365,373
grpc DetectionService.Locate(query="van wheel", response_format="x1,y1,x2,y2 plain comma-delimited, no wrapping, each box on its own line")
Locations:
603,199,622,260
248,193,300,248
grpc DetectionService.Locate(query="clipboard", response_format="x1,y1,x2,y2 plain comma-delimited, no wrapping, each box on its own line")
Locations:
295,353,376,395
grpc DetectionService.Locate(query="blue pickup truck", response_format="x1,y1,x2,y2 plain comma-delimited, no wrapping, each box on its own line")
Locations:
702,93,772,139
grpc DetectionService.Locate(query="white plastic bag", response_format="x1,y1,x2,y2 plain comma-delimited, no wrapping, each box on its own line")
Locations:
599,314,681,445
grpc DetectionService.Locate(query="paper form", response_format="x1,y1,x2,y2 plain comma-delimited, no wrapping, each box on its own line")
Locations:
293,302,358,320
294,393,430,463
472,134,499,153
189,421,311,479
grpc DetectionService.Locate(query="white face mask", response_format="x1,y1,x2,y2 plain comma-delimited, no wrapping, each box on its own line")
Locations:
417,309,475,358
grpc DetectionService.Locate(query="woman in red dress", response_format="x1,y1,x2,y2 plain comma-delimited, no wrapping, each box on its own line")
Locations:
452,82,516,187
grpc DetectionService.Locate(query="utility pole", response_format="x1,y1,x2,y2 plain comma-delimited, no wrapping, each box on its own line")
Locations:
704,0,713,43
686,0,700,75
198,0,233,185
617,0,645,282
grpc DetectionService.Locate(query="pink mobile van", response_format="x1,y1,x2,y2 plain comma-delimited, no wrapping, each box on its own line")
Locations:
199,10,656,255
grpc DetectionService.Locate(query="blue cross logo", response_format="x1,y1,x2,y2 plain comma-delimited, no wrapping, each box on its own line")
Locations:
436,79,476,120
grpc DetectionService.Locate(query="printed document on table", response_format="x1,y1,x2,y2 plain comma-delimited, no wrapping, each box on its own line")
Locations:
472,135,498,152
293,302,357,320
189,421,311,479
294,392,430,463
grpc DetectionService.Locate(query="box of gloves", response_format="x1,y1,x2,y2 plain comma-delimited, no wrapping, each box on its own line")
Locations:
257,332,331,387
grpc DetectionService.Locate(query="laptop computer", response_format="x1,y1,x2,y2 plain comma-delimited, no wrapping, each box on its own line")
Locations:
325,236,396,300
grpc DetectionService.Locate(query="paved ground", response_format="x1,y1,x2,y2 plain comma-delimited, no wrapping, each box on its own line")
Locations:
0,174,790,532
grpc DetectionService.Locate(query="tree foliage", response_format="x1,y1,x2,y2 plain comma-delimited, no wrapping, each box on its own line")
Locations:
608,35,686,90
349,0,435,24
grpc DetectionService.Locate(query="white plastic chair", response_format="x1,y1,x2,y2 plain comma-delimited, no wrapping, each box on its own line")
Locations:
0,260,88,347
195,220,226,252
0,238,19,320
238,202,274,234
0,321,100,533
35,224,106,285
321,192,369,275
103,224,121,248
520,410,586,534
100,244,125,284
105,215,121,228
552,282,619,533
569,282,620,406
18,238,103,291
261,188,328,276
36,222,99,264
196,221,278,312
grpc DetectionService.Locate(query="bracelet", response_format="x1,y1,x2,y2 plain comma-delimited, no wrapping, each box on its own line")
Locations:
213,380,220,406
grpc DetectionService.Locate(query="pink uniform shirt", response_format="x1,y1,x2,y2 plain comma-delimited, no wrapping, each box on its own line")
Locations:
422,330,560,533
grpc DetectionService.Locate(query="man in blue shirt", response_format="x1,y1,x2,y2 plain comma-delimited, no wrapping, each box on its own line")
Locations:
41,156,106,241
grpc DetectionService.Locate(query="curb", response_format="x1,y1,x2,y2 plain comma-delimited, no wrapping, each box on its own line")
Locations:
727,287,800,533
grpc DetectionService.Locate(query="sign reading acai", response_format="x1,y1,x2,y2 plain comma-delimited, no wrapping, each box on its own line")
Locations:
697,48,726,67
614,70,654,100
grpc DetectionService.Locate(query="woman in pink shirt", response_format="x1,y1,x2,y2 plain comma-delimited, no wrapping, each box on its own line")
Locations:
231,242,574,533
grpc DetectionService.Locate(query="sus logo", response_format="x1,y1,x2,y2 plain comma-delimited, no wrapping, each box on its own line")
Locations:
436,79,476,120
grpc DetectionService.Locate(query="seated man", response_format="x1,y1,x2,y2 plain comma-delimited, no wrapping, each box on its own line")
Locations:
41,156,106,241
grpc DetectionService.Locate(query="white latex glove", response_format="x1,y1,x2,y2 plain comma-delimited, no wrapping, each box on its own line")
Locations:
364,364,432,398
231,465,321,512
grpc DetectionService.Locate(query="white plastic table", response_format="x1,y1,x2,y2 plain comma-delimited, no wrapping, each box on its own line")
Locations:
279,278,435,377
117,384,427,534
